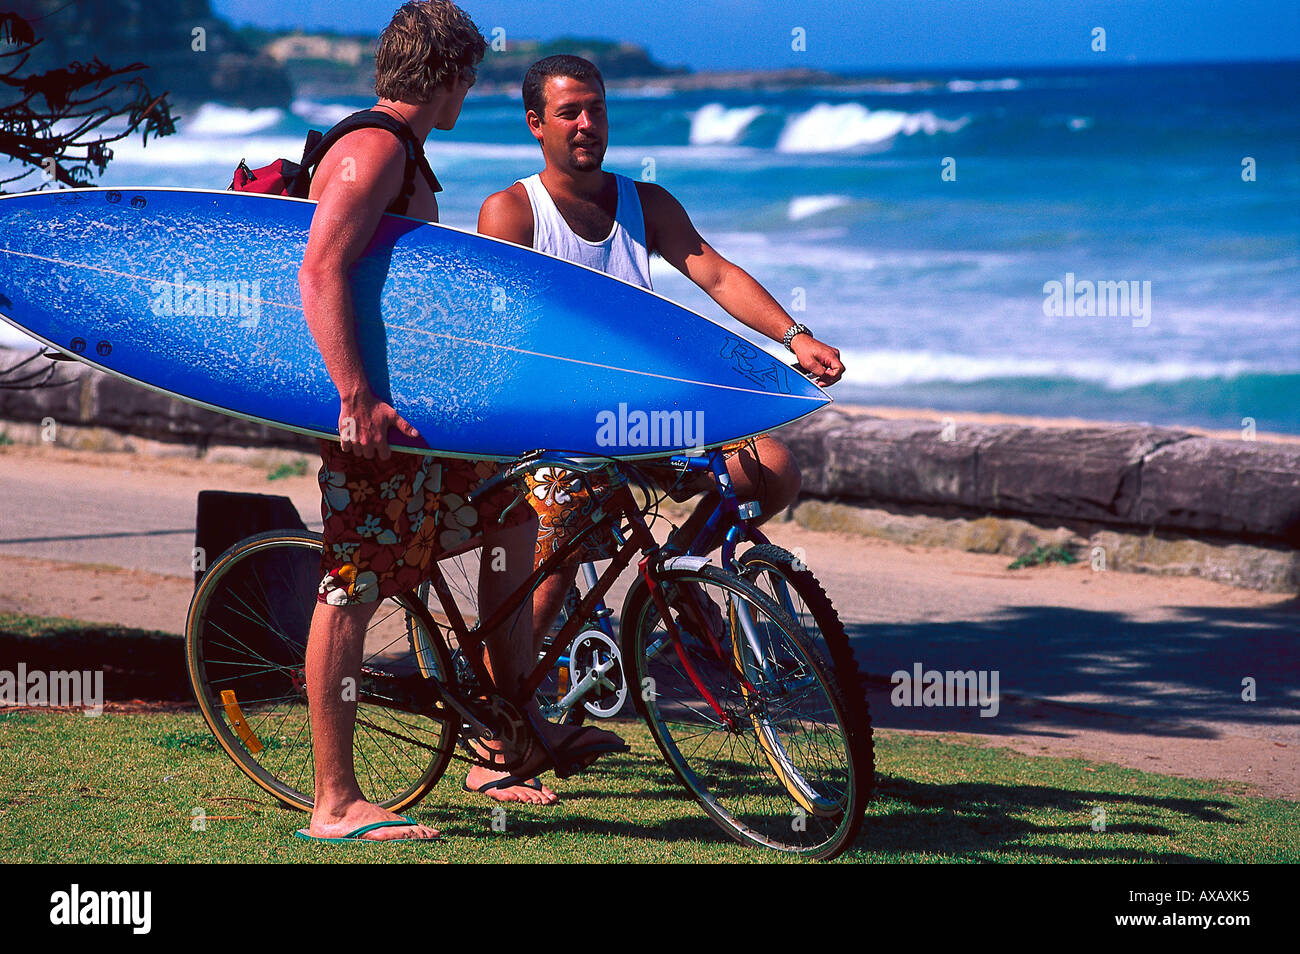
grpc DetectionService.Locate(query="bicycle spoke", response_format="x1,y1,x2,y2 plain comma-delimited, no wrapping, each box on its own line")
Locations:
629,567,864,857
188,533,457,812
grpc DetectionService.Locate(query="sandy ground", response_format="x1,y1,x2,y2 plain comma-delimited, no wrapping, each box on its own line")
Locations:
1,426,1297,799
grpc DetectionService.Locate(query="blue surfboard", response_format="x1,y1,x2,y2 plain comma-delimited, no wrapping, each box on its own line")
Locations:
0,187,829,461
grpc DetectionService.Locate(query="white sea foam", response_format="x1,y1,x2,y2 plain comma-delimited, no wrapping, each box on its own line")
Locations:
776,103,970,153
945,77,1022,93
108,134,311,166
183,103,285,136
290,98,358,127
106,134,765,170
830,349,1254,390
689,103,764,145
787,195,851,221
707,231,1013,273
607,85,675,100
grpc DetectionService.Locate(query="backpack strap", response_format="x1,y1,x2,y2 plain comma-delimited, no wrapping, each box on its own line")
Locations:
288,110,442,214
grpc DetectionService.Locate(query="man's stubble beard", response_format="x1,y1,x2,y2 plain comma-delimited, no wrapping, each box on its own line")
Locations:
568,141,606,172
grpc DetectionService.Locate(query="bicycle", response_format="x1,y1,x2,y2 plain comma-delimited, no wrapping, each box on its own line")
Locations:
186,450,870,858
516,448,871,789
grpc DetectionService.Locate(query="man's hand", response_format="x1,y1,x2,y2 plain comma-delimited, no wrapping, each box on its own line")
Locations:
791,335,845,387
339,390,420,460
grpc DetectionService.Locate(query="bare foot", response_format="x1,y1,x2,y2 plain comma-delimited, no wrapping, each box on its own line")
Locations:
302,798,439,841
464,764,558,805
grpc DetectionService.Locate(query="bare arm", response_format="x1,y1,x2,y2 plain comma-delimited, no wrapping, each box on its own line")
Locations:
477,183,534,246
298,130,420,458
637,181,844,386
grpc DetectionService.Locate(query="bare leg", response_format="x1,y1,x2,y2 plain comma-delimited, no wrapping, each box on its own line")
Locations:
467,517,622,799
672,436,802,553
532,564,579,642
303,600,440,840
465,517,558,804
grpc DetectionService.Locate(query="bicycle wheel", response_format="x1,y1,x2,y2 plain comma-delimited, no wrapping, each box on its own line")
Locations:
735,544,873,800
186,530,458,813
622,564,868,859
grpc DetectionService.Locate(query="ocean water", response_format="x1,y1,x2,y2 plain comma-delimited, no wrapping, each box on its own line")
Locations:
7,60,1298,433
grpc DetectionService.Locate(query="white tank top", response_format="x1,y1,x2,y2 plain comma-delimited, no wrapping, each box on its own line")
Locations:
518,173,653,290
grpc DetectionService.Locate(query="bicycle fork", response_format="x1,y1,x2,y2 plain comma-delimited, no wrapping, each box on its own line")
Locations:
640,557,764,732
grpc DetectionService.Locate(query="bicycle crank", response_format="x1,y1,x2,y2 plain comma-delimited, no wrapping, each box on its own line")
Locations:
565,629,628,718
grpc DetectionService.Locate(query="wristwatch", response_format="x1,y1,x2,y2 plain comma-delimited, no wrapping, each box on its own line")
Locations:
782,322,811,352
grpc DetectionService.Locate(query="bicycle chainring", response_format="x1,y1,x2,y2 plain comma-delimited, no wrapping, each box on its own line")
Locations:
457,694,537,774
567,629,628,718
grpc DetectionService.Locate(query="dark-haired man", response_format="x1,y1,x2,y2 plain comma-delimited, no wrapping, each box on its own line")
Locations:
297,9,622,841
473,55,845,803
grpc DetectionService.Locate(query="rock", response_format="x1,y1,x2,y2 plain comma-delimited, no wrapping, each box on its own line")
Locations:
1136,438,1300,544
973,424,1194,523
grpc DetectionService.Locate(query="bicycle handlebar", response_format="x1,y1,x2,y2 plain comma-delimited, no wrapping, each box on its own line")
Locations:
467,445,733,506
467,449,617,503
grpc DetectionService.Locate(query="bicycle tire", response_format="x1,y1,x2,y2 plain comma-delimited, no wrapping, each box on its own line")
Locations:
735,544,874,802
622,563,867,859
186,530,458,813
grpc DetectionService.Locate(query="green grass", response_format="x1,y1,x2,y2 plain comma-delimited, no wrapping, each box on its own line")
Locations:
267,458,310,481
0,431,13,447
1008,544,1079,570
1,711,1295,864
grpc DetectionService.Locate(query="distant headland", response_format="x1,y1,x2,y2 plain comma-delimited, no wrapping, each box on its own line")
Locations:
10,0,848,109
236,26,849,102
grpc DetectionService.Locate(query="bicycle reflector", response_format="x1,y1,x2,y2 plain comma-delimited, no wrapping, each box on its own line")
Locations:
221,690,264,755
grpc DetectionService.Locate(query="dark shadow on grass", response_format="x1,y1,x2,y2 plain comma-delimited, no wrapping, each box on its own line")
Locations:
392,756,1243,863
840,773,1241,862
846,600,1300,740
162,747,1251,862
0,615,190,700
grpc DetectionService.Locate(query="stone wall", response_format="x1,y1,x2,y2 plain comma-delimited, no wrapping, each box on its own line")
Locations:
3,348,1297,589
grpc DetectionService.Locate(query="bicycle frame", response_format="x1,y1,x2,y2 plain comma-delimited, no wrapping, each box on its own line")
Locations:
551,447,780,654
416,468,657,711
408,459,764,738
663,448,772,566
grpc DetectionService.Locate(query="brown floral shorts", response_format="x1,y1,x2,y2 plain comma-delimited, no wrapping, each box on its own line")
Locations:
316,439,533,606
523,441,750,569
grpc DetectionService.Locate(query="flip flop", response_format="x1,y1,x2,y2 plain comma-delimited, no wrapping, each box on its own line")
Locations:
463,776,550,797
475,718,628,784
548,726,630,780
293,814,437,843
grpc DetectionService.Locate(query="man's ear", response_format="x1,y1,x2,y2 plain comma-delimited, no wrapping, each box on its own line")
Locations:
526,108,544,140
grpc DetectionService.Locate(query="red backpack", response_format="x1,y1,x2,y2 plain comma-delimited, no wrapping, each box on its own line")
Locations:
229,109,441,214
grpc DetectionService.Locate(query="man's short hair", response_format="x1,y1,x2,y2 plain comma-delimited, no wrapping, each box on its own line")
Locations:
374,0,487,103
523,55,606,117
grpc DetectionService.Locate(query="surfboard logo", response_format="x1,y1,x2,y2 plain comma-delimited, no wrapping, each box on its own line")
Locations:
719,339,792,394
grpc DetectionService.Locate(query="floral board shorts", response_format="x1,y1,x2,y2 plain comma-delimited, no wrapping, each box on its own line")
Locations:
316,439,533,606
523,441,750,569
